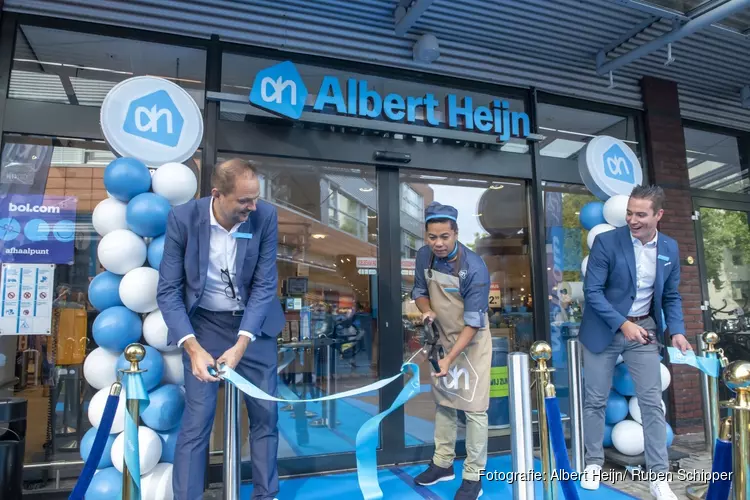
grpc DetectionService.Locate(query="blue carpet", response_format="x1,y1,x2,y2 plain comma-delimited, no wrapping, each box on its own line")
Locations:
240,453,640,499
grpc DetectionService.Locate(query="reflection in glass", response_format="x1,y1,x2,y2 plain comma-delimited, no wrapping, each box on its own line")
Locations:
685,128,748,193
543,182,598,416
210,155,379,462
399,171,532,446
0,135,201,476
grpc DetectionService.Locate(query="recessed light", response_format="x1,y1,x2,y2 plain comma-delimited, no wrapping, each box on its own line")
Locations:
360,187,373,192
489,185,504,190
312,234,327,239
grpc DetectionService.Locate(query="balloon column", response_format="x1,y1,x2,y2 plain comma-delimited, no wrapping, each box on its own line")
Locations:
82,76,202,500
577,137,673,456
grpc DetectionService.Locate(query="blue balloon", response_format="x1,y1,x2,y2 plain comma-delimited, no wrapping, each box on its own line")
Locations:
605,390,629,424
666,422,674,447
579,202,606,230
86,467,122,499
126,193,171,238
148,235,166,270
80,427,116,469
141,384,185,431
603,424,614,447
117,345,164,391
92,306,142,352
613,363,637,396
103,157,151,202
159,427,180,463
88,272,124,311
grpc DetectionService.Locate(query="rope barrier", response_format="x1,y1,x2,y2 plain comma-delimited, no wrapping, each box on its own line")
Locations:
545,396,580,500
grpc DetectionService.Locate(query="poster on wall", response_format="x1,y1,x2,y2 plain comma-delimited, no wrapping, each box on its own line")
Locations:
0,263,55,336
0,143,54,197
0,194,77,264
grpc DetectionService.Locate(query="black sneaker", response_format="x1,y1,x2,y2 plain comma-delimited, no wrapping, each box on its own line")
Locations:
414,461,455,486
454,479,483,500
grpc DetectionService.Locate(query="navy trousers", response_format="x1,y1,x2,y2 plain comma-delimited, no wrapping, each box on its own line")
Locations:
172,308,279,500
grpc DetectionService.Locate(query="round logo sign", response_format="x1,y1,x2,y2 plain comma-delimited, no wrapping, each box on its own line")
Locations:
578,136,642,201
100,76,203,166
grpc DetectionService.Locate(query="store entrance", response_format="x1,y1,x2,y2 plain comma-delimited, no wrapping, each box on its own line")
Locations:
694,198,750,403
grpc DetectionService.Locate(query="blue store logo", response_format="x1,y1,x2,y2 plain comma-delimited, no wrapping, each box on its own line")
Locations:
123,89,184,147
250,61,308,120
602,143,635,184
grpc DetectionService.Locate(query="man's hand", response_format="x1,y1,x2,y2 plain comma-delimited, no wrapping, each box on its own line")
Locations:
433,356,451,378
217,336,250,371
671,334,693,354
621,321,649,344
184,338,220,383
422,310,437,324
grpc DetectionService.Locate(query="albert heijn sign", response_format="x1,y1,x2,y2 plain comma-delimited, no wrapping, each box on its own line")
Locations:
248,61,531,142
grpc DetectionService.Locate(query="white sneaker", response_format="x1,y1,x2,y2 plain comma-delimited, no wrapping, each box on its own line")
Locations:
650,480,678,499
580,464,601,490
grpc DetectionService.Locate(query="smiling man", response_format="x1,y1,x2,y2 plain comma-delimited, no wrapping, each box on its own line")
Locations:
156,158,285,500
578,185,691,500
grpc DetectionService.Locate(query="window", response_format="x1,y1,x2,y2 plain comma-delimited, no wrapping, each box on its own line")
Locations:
9,25,206,110
684,127,748,194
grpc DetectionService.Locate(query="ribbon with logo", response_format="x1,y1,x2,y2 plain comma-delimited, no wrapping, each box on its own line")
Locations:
209,360,422,499
667,347,720,378
123,369,150,495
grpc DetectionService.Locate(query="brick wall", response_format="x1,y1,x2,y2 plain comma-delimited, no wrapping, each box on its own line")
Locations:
641,77,704,435
44,165,107,212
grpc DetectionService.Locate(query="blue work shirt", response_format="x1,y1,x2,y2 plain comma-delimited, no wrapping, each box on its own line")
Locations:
411,242,491,329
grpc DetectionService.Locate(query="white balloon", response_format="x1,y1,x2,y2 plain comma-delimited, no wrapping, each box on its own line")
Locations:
628,396,666,424
152,162,198,206
603,194,630,228
88,387,126,434
581,255,589,276
661,363,671,391
83,348,119,390
119,267,159,313
587,223,615,249
162,351,185,385
92,198,128,237
98,229,147,275
143,310,177,352
111,426,162,476
612,420,645,456
142,463,174,500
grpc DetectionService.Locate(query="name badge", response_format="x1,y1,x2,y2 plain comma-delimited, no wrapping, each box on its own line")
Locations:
658,254,669,262
233,232,253,239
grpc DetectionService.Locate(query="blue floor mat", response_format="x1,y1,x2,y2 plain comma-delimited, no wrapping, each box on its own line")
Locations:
240,453,640,499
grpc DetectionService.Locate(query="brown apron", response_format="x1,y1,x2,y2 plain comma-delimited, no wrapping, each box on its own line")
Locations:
425,263,492,413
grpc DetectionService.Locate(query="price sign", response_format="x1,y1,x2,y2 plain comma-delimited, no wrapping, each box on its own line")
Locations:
489,283,501,308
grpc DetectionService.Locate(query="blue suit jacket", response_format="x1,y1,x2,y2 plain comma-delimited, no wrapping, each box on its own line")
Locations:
156,197,285,347
579,225,685,354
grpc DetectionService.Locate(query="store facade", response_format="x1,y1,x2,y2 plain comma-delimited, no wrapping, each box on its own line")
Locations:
1,2,749,495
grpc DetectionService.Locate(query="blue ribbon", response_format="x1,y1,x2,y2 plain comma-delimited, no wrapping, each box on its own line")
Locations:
123,371,150,493
667,347,720,378
212,362,421,499
706,438,732,500
545,396,580,500
69,388,120,500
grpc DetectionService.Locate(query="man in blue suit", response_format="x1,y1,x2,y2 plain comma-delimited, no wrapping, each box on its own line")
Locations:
578,185,691,500
157,158,285,500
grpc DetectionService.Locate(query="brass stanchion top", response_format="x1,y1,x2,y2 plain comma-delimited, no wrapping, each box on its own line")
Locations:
703,332,719,352
122,343,146,374
722,360,750,393
530,341,554,372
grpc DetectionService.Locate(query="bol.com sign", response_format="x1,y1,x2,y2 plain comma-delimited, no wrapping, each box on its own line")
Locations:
123,89,184,147
9,202,61,214
603,143,635,184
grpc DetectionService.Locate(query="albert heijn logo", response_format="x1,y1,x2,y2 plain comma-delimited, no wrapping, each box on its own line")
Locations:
123,89,184,147
603,143,635,184
249,61,308,120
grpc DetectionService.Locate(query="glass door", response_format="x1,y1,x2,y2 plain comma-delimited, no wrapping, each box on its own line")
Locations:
694,199,750,402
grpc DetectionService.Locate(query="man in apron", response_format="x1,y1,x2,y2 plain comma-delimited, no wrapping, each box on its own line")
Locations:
411,202,492,500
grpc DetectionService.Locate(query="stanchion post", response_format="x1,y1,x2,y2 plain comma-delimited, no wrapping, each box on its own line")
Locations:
700,332,722,451
509,352,535,500
722,360,750,500
121,344,145,500
531,341,556,500
223,380,241,500
566,338,584,474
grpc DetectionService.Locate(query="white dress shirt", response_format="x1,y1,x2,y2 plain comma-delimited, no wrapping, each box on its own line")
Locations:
178,199,256,347
627,231,658,317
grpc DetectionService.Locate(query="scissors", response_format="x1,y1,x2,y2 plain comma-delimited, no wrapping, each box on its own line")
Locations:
422,319,445,373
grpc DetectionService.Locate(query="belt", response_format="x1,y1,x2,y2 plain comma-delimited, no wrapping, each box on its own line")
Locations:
197,307,244,317
627,314,650,322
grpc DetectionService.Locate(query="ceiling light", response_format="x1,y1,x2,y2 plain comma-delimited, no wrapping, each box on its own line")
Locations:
489,184,504,190
311,234,327,239
359,187,373,192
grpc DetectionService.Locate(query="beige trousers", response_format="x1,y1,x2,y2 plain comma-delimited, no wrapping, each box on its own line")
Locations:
432,404,488,481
